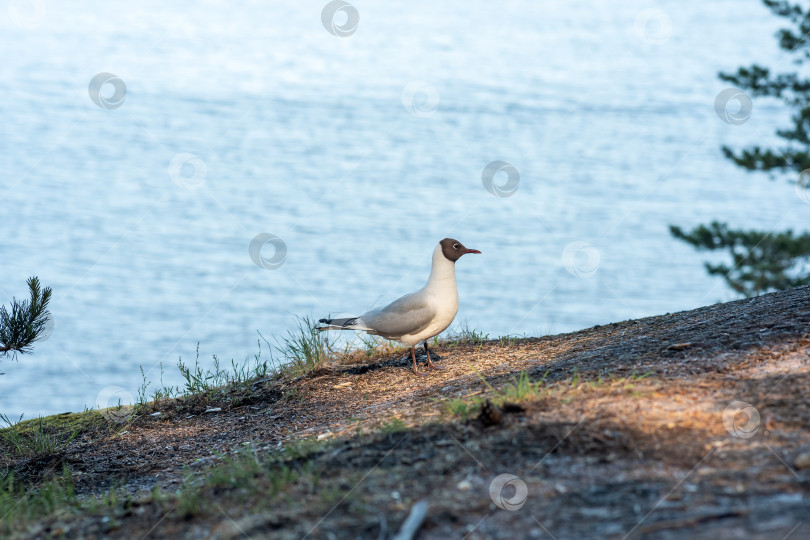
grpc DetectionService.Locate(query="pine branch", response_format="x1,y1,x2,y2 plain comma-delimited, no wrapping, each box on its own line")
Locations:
763,1,810,54
720,145,810,174
672,2,810,297
670,223,810,297
0,276,53,360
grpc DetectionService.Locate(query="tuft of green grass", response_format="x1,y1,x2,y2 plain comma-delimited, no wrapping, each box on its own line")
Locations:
475,369,549,406
227,342,272,388
0,413,85,457
150,362,179,404
564,370,654,393
125,317,353,414
0,465,77,535
380,418,407,435
136,365,151,411
444,397,483,419
175,342,273,401
632,370,653,381
279,436,329,460
501,370,549,402
175,471,205,518
355,334,403,360
269,316,333,378
0,446,314,534
618,371,654,393
207,448,300,497
133,362,181,414
443,370,549,420
0,441,320,533
177,344,227,398
449,321,489,346
173,443,320,519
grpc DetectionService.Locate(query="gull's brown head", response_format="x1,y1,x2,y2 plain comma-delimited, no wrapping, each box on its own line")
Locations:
439,238,481,262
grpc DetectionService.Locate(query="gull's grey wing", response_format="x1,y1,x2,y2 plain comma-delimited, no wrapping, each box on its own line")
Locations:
359,292,435,340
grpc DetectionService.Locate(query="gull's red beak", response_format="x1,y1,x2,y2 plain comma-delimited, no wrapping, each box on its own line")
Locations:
464,248,481,254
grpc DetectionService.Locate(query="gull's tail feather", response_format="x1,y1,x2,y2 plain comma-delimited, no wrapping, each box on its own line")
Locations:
316,317,374,332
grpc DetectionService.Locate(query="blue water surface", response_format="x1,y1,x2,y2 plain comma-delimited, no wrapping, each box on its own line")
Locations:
1,1,807,417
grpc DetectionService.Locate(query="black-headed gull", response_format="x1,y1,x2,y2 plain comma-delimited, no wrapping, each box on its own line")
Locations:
317,238,481,374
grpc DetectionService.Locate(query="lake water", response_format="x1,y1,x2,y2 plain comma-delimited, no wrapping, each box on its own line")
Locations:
1,1,807,419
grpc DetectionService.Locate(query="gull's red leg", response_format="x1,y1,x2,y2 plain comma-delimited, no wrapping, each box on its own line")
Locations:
411,345,428,376
424,341,444,371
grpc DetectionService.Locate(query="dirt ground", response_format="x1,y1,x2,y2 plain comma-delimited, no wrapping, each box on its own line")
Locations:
4,286,810,539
